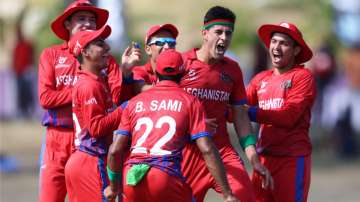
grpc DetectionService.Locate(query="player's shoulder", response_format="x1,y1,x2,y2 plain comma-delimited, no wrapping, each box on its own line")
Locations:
77,73,101,88
255,69,273,78
222,56,243,75
293,66,315,80
181,48,198,66
42,43,66,52
223,56,240,67
132,64,147,72
249,69,273,84
296,66,314,75
40,43,69,59
176,88,201,104
107,55,118,65
126,89,148,102
182,49,195,59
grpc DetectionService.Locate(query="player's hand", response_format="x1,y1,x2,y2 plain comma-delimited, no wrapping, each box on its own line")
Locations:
253,162,274,190
103,186,118,201
205,118,218,134
121,42,142,71
242,104,250,112
223,193,240,202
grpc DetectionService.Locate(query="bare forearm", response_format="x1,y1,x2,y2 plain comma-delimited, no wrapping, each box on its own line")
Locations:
232,105,253,138
202,146,232,196
107,144,124,191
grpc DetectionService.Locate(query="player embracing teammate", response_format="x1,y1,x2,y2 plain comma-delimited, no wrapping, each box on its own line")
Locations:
37,1,315,202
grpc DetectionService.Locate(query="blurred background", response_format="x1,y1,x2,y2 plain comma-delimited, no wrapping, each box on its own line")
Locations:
0,0,359,201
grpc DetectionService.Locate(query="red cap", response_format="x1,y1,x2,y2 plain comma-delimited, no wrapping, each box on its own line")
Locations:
145,24,179,44
156,50,184,76
51,0,109,41
68,25,111,57
258,22,313,64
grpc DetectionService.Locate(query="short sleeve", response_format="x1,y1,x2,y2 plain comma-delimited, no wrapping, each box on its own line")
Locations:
188,97,210,140
114,101,131,137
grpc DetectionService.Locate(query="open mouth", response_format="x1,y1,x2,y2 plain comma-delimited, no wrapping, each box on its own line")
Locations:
272,51,282,62
216,43,226,55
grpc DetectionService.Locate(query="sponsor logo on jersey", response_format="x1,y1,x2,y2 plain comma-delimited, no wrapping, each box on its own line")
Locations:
55,56,72,69
258,81,268,94
184,87,230,102
186,69,198,81
259,98,284,109
281,80,292,89
85,97,97,105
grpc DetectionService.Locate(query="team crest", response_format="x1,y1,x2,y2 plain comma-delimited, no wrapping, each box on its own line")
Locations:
280,80,292,89
220,72,232,83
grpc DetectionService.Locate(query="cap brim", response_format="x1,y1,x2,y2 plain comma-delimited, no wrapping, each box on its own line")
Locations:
51,6,109,41
88,25,111,44
258,24,313,64
145,23,179,44
98,25,112,39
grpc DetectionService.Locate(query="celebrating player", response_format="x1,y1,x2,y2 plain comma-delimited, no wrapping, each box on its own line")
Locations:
117,23,178,103
104,50,239,202
246,22,316,202
63,25,124,202
37,1,139,201
179,6,273,202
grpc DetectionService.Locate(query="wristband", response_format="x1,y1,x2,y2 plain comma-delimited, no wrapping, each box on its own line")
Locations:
107,166,122,182
239,134,257,150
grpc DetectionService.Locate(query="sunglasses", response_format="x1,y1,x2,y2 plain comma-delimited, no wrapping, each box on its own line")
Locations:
148,38,176,48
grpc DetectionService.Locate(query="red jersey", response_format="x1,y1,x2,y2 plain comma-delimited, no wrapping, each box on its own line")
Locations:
38,42,122,128
72,70,122,156
118,62,156,103
132,62,157,85
180,48,247,147
246,66,316,156
115,80,209,178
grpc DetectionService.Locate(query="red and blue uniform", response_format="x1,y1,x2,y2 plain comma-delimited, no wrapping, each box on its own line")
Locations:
38,42,122,202
65,70,123,202
180,48,255,202
118,62,156,104
115,80,210,202
246,66,316,202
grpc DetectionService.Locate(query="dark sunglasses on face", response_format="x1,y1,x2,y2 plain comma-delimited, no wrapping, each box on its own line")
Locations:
148,38,176,48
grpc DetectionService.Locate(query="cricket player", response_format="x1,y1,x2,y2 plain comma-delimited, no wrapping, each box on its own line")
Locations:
104,50,239,202
246,22,316,202
37,1,136,201
64,25,124,202
179,6,273,202
116,24,178,104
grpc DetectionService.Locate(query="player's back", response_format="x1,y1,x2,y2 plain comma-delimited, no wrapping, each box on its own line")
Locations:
120,80,209,177
126,81,198,158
